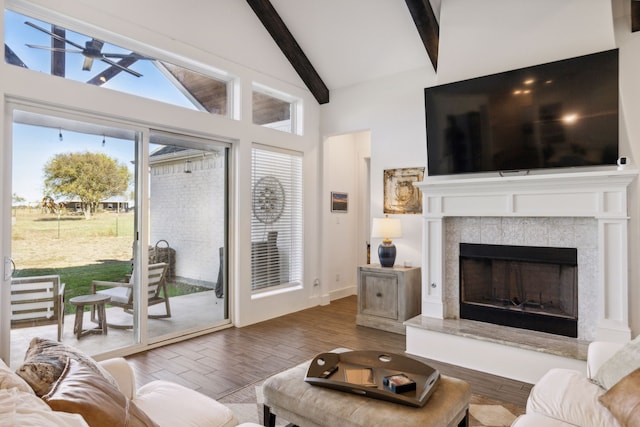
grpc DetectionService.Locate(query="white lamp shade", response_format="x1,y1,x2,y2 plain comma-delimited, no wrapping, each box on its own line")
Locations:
371,217,402,239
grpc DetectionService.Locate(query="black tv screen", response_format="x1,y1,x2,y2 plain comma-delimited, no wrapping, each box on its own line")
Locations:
425,49,619,176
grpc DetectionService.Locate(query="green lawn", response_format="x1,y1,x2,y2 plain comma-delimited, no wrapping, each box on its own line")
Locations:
11,209,206,314
15,262,132,314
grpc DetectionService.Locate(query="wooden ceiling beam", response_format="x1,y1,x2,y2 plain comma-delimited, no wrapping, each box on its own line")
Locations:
246,0,330,104
404,0,440,71
632,0,640,32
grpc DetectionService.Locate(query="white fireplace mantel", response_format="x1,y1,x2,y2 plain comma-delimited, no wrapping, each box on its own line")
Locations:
413,167,638,341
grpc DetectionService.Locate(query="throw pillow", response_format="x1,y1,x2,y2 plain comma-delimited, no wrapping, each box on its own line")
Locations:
0,359,33,394
599,368,640,427
15,337,118,396
43,358,158,427
593,335,640,390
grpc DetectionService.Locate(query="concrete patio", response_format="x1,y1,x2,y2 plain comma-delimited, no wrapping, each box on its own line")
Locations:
9,290,228,368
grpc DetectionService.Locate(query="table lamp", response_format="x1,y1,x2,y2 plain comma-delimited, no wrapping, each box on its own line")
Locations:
371,215,402,267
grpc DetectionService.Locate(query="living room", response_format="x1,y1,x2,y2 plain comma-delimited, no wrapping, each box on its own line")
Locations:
2,0,640,420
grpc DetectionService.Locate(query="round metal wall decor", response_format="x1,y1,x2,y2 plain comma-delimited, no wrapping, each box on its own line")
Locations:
252,176,285,224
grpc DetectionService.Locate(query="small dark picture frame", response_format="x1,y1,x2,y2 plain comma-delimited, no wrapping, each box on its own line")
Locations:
331,192,348,213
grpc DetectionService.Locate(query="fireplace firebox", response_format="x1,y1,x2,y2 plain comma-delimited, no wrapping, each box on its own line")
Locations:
459,243,578,338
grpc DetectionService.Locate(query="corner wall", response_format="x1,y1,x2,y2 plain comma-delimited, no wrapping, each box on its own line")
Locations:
322,67,433,271
322,131,370,302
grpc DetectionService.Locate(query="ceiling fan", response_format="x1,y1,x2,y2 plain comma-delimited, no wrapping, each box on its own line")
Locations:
24,21,149,77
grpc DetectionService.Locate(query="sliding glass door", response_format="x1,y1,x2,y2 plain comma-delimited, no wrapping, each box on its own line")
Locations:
9,111,138,365
5,108,230,366
147,131,230,340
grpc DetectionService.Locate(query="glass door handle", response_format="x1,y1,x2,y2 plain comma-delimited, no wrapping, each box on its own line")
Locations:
4,257,15,280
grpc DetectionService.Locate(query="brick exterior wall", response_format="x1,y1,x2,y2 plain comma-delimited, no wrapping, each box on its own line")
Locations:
150,155,226,287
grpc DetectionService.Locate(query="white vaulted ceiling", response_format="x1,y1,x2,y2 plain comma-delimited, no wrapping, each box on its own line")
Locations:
267,0,438,90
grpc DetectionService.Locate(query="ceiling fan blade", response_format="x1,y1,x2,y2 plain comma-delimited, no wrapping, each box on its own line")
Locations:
82,56,95,71
24,21,85,51
100,57,143,77
25,44,83,54
102,52,144,59
86,56,140,85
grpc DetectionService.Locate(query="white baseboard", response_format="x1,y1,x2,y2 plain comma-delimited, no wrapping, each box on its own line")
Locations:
329,285,356,302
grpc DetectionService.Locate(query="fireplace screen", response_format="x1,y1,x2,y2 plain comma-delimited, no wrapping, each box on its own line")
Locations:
459,243,578,337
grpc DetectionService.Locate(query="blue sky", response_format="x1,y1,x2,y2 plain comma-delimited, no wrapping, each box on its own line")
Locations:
5,9,199,204
12,124,135,204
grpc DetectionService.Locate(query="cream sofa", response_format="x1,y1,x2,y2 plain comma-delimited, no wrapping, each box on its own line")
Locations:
100,357,261,427
512,341,629,427
0,353,261,427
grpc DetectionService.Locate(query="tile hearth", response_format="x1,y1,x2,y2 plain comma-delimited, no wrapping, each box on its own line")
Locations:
405,316,588,362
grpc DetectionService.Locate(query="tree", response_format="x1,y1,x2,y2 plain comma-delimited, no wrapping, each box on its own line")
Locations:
43,152,131,218
12,193,26,218
12,193,25,206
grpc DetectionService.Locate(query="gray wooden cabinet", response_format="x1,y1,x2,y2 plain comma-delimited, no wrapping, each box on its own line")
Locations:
356,265,421,334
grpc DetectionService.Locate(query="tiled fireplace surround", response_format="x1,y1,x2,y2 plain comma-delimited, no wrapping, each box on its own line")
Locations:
406,168,637,383
447,217,594,337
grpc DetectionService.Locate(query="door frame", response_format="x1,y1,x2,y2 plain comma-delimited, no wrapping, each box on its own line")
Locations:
1,100,234,363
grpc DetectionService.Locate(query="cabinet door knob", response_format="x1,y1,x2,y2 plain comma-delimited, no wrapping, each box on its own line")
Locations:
376,292,382,297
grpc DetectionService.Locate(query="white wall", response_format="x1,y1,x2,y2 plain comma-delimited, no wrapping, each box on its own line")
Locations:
437,0,615,84
322,131,370,302
321,0,640,337
615,5,640,341
322,67,435,271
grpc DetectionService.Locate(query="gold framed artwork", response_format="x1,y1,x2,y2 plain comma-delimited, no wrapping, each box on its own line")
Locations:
383,167,425,214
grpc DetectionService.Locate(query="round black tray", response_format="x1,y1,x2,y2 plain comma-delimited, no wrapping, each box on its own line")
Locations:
304,350,440,407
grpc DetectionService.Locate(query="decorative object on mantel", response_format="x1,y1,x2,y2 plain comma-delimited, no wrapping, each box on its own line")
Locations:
331,191,348,213
371,215,402,267
383,167,424,214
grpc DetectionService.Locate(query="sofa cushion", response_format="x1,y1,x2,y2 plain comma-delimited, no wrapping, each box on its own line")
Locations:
527,368,620,427
15,337,118,396
593,335,640,390
98,357,137,399
599,368,640,427
43,358,158,427
0,387,89,427
135,380,238,427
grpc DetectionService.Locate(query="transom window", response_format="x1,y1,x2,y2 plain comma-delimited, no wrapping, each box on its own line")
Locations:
252,83,300,134
4,9,232,116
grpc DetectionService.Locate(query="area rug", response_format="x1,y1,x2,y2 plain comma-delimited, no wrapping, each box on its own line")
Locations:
220,384,526,427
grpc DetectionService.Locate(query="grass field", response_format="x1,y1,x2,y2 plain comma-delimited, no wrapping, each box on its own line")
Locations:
10,209,201,314
11,208,134,269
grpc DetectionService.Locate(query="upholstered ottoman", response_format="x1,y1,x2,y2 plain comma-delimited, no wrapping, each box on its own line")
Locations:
262,353,471,427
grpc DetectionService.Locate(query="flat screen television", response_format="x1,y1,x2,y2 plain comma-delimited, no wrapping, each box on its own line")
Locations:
425,49,619,176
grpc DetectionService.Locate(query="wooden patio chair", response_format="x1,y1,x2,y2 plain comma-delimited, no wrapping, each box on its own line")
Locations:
11,275,65,341
90,262,171,329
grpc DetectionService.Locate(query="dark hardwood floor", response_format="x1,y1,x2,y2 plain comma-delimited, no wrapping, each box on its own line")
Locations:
126,295,532,408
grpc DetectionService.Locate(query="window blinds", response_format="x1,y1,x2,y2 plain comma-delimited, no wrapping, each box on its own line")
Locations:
251,146,303,291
